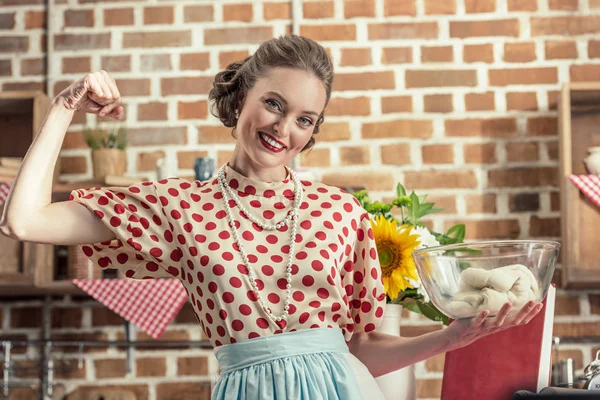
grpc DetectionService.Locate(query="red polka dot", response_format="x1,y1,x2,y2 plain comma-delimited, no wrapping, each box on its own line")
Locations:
299,312,310,324
217,326,226,337
268,293,280,303
219,309,227,320
262,265,274,276
215,210,227,219
247,290,258,301
310,210,322,217
344,203,353,212
208,242,220,251
296,251,307,260
274,202,286,209
333,212,342,222
250,200,261,208
263,210,275,219
302,276,314,287
300,220,312,229
309,300,321,308
239,304,252,315
195,234,207,243
245,185,256,195
364,323,376,332
322,202,332,209
375,307,384,318
266,235,278,244
277,278,288,290
331,194,341,200
257,318,269,329
293,291,305,301
202,203,214,211
242,231,254,240
208,282,218,293
229,276,242,288
317,288,329,299
249,332,260,339
206,222,217,230
232,320,244,331
218,231,230,240
312,260,323,271
223,292,235,303
223,252,234,261
361,301,372,313
257,245,268,253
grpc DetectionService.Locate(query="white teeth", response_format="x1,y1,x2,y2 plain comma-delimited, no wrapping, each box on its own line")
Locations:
260,132,283,149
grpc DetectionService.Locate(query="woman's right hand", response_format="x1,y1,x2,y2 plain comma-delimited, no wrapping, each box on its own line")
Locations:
54,70,124,120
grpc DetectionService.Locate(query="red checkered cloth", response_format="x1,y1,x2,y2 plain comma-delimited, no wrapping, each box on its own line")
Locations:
569,175,600,208
72,278,189,339
0,183,11,206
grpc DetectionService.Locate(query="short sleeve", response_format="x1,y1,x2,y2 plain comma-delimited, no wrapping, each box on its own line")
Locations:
341,212,387,335
69,180,183,280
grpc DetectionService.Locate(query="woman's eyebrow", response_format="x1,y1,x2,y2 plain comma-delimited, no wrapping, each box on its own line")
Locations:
265,91,320,117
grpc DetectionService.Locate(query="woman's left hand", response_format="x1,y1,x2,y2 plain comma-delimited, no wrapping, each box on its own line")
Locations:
444,300,544,352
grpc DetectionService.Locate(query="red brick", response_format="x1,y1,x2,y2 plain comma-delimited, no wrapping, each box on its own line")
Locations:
508,0,537,11
25,10,45,29
554,322,600,337
421,45,453,62
368,22,439,40
592,0,600,8
156,382,210,399
334,71,395,91
136,357,167,377
464,143,497,164
424,0,455,14
362,120,433,139
301,24,356,41
465,92,495,111
465,0,495,13
529,216,560,237
466,193,497,213
177,100,208,120
381,47,412,64
219,50,249,69
424,94,453,113
487,167,558,187
531,16,600,36
381,143,412,165
321,172,394,191
223,3,253,22
136,102,166,121
205,27,272,45
546,141,559,161
140,54,171,72
445,118,517,138
318,122,351,141
327,97,370,116
547,90,559,110
450,19,519,38
340,146,370,165
406,69,477,88
381,96,412,113
417,379,443,399
504,42,536,62
176,151,208,171
509,193,539,212
101,55,130,72
548,0,578,10
0,12,15,30
340,48,371,66
128,126,187,146
422,144,454,164
95,359,127,379
104,8,134,26
0,59,11,76
589,40,600,58
507,92,538,111
344,0,375,18
506,142,539,162
144,6,174,24
114,78,151,96
303,1,334,18
463,43,494,63
263,2,290,20
65,9,93,27
489,67,557,86
555,294,580,316
405,170,477,189
546,40,578,59
161,77,212,96
527,117,558,136
180,52,209,71
300,148,331,167
384,0,416,16
183,5,213,22
571,65,600,82
446,219,521,239
123,31,190,48
55,33,110,51
21,57,44,76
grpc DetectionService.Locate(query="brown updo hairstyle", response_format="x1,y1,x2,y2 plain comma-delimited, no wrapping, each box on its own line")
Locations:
208,34,334,152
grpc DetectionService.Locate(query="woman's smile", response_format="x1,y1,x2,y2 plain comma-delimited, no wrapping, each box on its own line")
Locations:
258,131,287,153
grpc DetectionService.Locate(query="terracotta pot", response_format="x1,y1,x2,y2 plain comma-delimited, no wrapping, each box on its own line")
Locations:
374,303,417,400
91,148,127,180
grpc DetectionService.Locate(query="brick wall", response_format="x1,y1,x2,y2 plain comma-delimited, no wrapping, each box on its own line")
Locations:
2,0,600,399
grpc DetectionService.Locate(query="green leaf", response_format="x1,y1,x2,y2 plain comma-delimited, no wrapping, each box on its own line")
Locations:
396,183,407,197
445,224,466,242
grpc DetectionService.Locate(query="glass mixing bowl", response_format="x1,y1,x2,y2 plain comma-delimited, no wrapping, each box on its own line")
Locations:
412,240,560,320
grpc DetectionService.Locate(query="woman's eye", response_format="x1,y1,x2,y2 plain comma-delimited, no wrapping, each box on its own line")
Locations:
298,117,313,127
265,99,280,110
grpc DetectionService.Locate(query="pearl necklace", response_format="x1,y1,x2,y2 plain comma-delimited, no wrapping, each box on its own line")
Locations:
217,164,302,323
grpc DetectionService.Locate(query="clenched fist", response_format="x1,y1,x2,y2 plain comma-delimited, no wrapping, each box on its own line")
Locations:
54,70,124,120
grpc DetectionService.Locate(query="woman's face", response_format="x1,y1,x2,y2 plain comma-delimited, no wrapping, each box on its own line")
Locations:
234,67,327,172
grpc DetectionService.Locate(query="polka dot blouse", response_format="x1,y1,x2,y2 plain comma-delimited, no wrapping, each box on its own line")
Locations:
69,164,387,347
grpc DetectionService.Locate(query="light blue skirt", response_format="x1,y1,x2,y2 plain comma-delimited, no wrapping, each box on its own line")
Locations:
212,328,365,400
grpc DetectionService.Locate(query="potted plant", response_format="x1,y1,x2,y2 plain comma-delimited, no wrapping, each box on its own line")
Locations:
83,123,128,180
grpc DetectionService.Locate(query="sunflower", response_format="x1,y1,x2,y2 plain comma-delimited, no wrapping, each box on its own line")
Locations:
370,215,421,301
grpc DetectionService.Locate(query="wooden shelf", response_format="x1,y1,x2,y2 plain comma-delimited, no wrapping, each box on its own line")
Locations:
559,82,600,289
0,280,86,297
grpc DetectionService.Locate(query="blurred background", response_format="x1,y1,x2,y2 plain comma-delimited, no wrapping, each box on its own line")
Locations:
1,0,599,399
